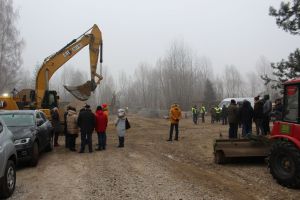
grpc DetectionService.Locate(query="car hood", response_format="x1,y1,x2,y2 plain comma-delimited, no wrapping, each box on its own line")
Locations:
7,126,35,140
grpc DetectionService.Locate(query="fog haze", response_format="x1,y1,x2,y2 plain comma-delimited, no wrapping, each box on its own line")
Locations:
14,0,299,77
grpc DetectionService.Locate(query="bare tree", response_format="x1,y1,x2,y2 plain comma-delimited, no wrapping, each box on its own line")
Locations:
223,65,245,97
0,0,24,93
256,56,280,99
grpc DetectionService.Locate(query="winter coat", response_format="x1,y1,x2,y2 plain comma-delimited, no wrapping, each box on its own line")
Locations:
263,99,272,116
51,109,61,132
227,104,238,123
238,101,254,124
221,106,228,117
63,111,68,135
115,117,126,137
210,107,216,117
102,104,109,118
169,105,182,124
253,100,264,120
192,107,198,115
77,108,96,133
66,110,79,135
95,110,108,133
103,110,109,118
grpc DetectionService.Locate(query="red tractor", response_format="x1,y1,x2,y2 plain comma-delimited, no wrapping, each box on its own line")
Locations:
269,77,300,188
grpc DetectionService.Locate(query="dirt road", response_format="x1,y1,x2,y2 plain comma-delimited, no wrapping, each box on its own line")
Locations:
9,115,300,200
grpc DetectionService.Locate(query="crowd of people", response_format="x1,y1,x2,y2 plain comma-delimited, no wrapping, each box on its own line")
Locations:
190,94,282,139
50,103,130,153
49,94,281,151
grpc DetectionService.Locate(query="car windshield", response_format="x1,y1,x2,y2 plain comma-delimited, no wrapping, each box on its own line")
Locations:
0,113,35,127
219,101,230,108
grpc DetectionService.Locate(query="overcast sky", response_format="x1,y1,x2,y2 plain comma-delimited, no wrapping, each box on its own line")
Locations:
14,0,299,80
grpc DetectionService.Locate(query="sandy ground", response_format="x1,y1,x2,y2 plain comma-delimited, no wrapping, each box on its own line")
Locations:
8,115,300,200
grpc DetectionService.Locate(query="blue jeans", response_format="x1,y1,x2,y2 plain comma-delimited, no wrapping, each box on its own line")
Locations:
242,122,252,137
97,132,106,149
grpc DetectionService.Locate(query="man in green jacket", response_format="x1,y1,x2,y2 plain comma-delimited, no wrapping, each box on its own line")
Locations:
191,105,198,124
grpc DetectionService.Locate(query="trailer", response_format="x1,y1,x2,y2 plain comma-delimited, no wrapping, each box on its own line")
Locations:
213,135,271,164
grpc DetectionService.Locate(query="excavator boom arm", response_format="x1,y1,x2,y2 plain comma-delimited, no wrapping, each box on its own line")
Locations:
35,24,103,107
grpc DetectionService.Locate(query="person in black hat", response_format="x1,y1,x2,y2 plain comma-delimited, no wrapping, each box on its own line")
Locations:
77,104,95,153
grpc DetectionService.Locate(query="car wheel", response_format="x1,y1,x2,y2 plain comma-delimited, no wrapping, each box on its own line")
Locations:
0,160,16,198
30,142,39,167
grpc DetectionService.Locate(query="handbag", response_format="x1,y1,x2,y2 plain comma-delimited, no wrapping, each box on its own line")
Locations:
125,118,131,130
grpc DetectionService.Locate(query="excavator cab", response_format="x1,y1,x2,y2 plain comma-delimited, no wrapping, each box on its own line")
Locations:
41,90,59,109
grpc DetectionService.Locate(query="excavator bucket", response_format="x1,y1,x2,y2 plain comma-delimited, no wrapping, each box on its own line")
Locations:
64,80,97,101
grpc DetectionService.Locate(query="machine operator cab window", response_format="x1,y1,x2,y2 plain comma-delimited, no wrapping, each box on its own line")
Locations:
283,84,299,123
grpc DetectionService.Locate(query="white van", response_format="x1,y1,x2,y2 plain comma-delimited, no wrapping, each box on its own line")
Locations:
218,97,255,108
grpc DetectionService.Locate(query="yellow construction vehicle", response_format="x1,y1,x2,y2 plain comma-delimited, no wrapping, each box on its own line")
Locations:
0,24,103,116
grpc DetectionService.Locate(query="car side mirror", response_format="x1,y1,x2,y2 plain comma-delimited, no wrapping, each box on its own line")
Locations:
37,119,44,126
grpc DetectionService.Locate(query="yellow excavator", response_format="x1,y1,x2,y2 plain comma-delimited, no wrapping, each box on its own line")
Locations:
0,24,103,116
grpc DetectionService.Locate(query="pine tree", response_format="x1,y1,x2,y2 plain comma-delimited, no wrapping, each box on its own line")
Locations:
262,0,300,89
203,79,217,107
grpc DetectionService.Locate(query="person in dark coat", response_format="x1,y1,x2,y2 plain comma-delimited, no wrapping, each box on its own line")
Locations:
210,107,216,124
262,94,272,135
253,96,264,135
273,98,283,120
221,105,228,125
227,100,238,139
51,107,61,146
239,100,254,137
77,104,96,153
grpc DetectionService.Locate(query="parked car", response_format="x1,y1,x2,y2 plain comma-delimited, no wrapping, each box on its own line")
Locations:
0,118,17,198
218,97,255,108
0,110,53,166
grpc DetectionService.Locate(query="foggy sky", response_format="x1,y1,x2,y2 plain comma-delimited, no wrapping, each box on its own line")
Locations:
14,0,299,81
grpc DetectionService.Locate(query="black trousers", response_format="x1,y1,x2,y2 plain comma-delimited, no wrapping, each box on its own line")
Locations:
169,123,179,140
222,116,227,125
262,115,270,135
192,114,198,124
80,131,93,152
229,123,238,139
65,133,70,148
118,136,124,147
54,131,59,145
69,134,77,150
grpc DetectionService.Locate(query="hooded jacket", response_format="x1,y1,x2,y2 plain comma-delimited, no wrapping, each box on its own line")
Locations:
95,110,108,133
239,100,254,124
66,110,79,135
169,105,182,124
228,103,238,123
102,104,109,118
